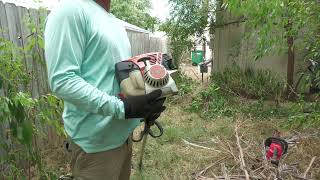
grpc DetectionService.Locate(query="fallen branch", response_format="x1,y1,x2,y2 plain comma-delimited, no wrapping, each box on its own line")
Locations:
197,175,214,180
303,156,316,178
197,157,229,176
182,139,221,153
235,124,250,180
221,163,230,180
214,137,236,159
290,174,308,180
192,126,318,180
198,175,262,180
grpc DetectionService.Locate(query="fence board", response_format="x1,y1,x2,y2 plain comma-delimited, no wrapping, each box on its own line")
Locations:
17,6,28,67
131,32,138,56
144,33,150,53
0,2,9,40
38,9,50,94
17,6,35,95
29,9,42,98
139,33,144,54
0,3,8,39
5,3,27,93
4,3,23,48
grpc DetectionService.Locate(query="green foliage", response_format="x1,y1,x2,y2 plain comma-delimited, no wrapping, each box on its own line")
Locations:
24,8,46,66
0,13,63,178
212,65,286,100
174,72,198,96
0,92,64,179
202,84,235,118
178,66,319,129
160,0,215,64
226,0,320,60
240,99,285,119
0,37,30,91
241,97,320,128
285,98,320,129
295,62,320,93
187,84,320,129
111,0,159,32
189,83,235,118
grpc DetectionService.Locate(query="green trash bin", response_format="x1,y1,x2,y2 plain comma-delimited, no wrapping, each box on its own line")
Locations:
191,50,204,66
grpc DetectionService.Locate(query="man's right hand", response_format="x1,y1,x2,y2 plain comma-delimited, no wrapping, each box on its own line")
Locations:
122,89,166,119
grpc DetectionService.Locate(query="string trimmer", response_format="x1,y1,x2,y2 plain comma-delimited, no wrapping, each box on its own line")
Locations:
264,130,288,166
115,52,178,170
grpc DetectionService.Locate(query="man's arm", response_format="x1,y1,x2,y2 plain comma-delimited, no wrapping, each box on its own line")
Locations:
44,3,124,119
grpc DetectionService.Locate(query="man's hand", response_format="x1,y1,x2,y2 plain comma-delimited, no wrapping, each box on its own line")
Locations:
122,90,166,119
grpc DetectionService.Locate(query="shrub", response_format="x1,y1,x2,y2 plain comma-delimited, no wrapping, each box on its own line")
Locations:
211,65,286,101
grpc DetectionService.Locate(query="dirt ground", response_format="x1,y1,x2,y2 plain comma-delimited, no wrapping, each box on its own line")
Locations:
179,63,212,83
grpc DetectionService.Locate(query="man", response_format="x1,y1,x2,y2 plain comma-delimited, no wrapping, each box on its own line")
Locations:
44,0,165,179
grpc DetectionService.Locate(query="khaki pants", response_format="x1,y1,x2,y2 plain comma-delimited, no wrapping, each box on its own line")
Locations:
69,138,132,180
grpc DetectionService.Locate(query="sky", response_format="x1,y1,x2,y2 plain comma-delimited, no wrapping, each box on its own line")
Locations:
150,0,170,22
1,0,170,22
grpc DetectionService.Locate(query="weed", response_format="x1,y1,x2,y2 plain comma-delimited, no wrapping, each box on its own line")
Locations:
186,83,236,119
212,64,286,100
285,99,320,129
0,18,64,179
240,99,289,119
174,72,198,96
178,65,319,130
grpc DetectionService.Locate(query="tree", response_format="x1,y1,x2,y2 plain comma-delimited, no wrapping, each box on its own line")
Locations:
111,0,159,32
160,0,215,64
227,0,320,94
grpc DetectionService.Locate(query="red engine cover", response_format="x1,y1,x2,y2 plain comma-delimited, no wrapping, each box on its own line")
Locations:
266,143,283,160
125,52,163,74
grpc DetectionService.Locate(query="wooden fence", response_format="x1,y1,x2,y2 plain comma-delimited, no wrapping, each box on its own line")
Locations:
212,10,304,80
0,1,167,149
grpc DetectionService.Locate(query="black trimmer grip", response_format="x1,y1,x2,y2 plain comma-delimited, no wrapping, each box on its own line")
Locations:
149,120,164,138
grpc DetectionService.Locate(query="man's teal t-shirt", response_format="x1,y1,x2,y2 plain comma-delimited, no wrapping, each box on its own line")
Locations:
44,0,140,153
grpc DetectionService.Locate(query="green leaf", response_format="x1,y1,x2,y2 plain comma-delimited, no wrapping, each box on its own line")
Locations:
14,102,25,123
38,38,45,49
21,120,33,145
9,120,17,137
16,92,35,108
0,77,2,89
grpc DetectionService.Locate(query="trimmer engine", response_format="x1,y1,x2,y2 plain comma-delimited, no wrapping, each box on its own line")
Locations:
115,52,178,98
115,53,178,170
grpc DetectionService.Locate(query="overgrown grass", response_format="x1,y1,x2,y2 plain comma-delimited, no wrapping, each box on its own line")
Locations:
174,72,199,96
130,74,320,179
212,65,286,100
182,66,320,129
188,83,236,118
130,70,320,179
131,104,235,180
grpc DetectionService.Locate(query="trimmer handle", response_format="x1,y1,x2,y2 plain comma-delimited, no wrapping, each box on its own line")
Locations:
148,120,164,138
132,120,164,142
